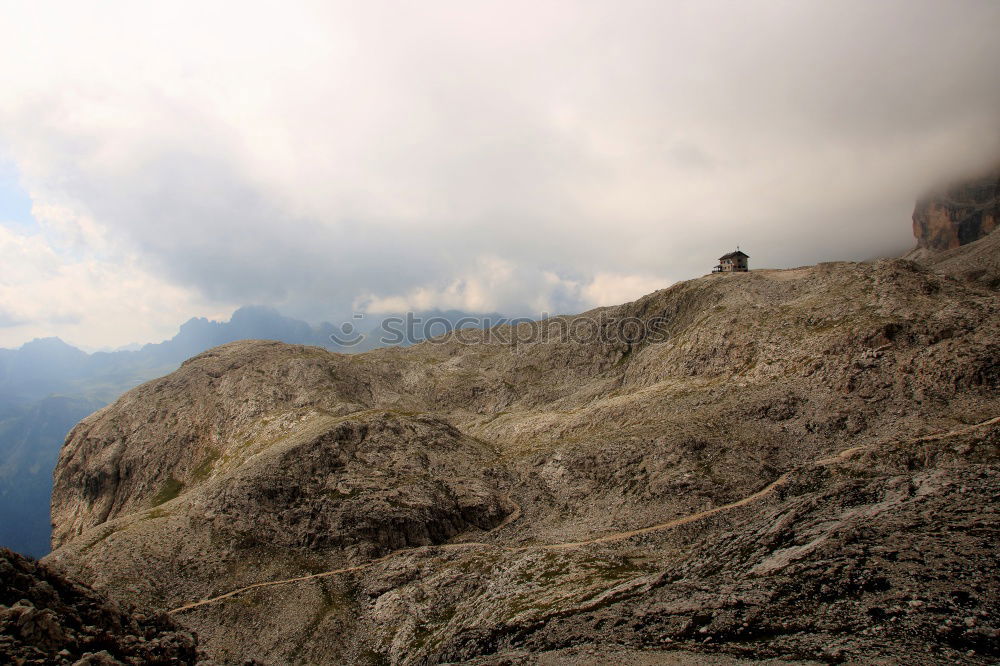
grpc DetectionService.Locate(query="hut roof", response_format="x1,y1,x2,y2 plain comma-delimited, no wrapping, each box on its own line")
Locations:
719,250,749,260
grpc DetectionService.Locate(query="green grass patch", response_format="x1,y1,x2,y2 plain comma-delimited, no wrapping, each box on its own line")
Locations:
150,476,184,507
192,448,221,482
140,507,171,521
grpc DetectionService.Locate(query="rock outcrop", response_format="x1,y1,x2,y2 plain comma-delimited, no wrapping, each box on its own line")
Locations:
912,165,1000,253
43,233,1000,664
0,547,199,665
919,213,1000,290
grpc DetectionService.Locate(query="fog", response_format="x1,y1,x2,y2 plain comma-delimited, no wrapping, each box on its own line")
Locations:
1,0,998,347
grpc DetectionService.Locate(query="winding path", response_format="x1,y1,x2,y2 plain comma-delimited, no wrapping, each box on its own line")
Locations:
169,416,1000,615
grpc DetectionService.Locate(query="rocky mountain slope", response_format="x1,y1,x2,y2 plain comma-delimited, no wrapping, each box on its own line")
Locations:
0,305,340,558
43,232,1000,664
1,305,504,558
0,547,199,664
911,164,999,254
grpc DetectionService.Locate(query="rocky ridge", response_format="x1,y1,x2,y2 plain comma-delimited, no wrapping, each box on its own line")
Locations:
43,230,1000,664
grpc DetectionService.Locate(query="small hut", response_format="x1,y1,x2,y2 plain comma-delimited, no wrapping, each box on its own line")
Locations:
713,249,749,273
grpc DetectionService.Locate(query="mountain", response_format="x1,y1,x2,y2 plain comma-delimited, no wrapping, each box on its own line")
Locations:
132,305,347,364
41,230,1000,664
0,306,345,558
0,306,351,409
911,164,1000,254
0,547,200,664
0,305,505,557
0,338,90,406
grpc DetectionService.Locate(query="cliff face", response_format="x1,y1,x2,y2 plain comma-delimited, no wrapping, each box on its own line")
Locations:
912,166,1000,252
42,234,1000,665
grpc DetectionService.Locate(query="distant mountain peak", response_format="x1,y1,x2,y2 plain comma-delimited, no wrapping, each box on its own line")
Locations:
230,304,283,318
19,337,77,351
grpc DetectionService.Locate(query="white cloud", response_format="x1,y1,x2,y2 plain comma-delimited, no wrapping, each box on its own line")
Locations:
582,273,670,308
0,223,225,349
30,203,109,256
0,1,998,346
358,257,538,314
357,256,669,315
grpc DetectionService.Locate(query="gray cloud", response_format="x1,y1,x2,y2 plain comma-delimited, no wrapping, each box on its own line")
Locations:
0,0,998,344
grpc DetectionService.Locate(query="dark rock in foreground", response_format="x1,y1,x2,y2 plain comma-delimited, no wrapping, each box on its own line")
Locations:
0,547,199,665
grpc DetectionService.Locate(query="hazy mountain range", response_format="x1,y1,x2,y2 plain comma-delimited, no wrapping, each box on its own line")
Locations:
0,305,501,557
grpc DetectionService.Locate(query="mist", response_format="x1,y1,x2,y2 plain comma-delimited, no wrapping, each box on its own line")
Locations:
1,0,998,347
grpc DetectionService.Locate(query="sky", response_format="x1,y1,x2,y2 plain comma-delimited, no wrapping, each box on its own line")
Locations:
1,0,998,349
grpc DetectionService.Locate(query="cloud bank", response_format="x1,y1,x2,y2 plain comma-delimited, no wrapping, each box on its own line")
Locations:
1,0,998,347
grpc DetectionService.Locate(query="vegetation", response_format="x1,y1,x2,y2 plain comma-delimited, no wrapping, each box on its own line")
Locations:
150,476,184,507
192,448,221,482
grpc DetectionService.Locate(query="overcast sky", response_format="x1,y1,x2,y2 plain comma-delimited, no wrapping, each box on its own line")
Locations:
1,1,998,349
